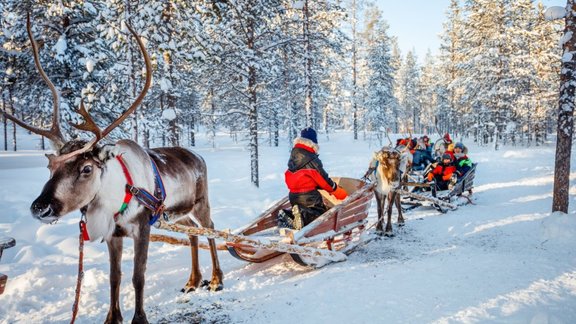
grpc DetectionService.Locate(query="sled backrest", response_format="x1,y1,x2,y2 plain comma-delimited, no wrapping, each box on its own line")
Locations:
299,178,373,239
448,163,477,198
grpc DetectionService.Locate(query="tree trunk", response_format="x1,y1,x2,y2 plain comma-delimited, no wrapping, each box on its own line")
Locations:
2,94,7,151
552,0,576,213
351,0,358,140
248,17,259,187
303,0,314,128
8,87,16,151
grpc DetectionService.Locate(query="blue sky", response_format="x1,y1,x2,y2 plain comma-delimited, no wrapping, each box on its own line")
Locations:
375,0,567,61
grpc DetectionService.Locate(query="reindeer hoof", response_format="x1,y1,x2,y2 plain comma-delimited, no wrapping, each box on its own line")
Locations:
398,223,405,227
201,279,223,291
131,313,149,324
181,284,200,293
210,282,223,292
384,232,394,237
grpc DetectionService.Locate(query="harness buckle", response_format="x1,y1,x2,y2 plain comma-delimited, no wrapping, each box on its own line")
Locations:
130,186,140,195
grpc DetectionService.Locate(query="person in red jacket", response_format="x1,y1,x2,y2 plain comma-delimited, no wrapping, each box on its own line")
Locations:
282,127,347,229
427,153,457,191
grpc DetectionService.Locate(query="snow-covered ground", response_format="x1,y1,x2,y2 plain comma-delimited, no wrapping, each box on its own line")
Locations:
1,131,576,324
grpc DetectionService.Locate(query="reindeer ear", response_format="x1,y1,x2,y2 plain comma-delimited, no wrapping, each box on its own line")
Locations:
97,144,120,162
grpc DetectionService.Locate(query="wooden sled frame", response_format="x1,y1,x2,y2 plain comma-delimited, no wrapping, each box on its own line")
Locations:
400,163,478,213
225,177,375,267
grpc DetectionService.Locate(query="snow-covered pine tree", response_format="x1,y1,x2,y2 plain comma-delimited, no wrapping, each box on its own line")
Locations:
396,50,420,134
437,0,465,137
531,2,562,146
418,50,438,136
363,7,396,146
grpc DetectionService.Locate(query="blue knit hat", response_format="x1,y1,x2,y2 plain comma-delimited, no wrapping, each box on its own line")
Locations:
300,127,317,144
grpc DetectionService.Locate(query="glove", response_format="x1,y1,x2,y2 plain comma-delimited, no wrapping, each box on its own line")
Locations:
427,173,434,181
442,173,452,181
332,186,348,200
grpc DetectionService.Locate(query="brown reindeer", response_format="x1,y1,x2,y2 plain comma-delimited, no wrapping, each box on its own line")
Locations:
364,147,405,236
3,15,223,324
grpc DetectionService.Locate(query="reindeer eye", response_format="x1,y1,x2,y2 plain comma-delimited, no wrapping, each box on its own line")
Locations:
81,165,93,174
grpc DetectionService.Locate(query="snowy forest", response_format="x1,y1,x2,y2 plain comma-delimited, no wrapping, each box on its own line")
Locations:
0,0,564,187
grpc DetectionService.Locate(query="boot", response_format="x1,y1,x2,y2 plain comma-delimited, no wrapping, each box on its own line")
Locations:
277,209,294,229
292,205,303,230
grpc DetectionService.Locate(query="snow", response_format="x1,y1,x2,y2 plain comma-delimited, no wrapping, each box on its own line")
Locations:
544,6,566,21
161,108,177,121
53,35,67,57
291,1,305,10
85,58,95,73
1,131,576,323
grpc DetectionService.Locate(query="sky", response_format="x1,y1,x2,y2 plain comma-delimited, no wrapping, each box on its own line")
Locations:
1,130,576,323
375,0,568,61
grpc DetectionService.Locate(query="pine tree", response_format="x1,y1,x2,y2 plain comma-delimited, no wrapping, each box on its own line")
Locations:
363,9,396,145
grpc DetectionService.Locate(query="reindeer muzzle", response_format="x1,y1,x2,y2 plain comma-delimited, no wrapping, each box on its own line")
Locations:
31,201,60,224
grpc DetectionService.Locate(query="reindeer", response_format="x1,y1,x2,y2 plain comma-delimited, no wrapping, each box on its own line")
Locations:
364,136,411,236
3,15,223,324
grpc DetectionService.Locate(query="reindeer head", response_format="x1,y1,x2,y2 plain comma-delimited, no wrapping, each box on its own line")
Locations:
374,148,401,185
31,141,107,223
2,14,151,223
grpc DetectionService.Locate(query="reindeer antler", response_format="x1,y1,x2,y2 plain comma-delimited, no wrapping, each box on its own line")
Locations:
385,127,393,148
71,23,152,140
48,21,152,167
1,13,66,149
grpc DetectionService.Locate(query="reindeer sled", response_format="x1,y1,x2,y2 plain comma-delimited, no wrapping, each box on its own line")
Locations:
223,177,374,267
400,163,478,213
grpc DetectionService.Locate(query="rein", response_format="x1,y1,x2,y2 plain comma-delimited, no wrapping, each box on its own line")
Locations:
70,221,85,324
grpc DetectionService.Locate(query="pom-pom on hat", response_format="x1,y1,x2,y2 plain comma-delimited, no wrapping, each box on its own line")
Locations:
300,127,318,144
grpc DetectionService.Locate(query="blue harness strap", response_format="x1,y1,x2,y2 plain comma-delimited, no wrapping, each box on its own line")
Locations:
126,157,167,225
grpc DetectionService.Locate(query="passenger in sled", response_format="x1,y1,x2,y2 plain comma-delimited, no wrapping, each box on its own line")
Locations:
412,135,435,171
453,142,472,180
433,132,454,159
279,127,348,230
426,153,457,191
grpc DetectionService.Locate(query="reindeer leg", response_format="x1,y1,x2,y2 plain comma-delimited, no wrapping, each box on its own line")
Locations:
182,234,202,293
131,221,150,324
105,237,123,324
375,192,385,234
395,192,405,226
207,238,224,291
384,192,394,236
194,196,223,292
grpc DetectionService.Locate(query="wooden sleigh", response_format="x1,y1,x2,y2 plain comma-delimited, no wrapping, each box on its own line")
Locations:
151,177,374,267
399,163,478,213
225,177,375,267
0,237,16,295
